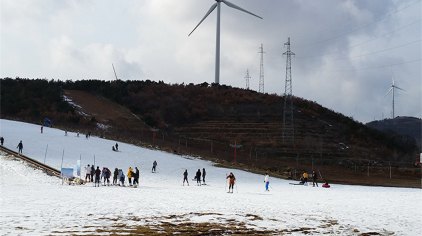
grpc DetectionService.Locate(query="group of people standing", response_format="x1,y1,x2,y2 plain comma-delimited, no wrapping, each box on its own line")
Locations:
84,162,154,187
182,168,207,186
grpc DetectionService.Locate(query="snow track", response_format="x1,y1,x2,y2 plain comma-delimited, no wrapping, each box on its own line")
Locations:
0,119,421,235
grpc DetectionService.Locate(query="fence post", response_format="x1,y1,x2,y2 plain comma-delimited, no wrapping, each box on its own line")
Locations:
178,138,181,153
367,162,370,177
311,156,314,170
389,162,392,179
43,144,49,164
255,149,258,162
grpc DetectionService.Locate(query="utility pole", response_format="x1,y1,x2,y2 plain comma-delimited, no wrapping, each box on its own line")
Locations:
258,43,265,93
245,69,251,90
282,37,295,144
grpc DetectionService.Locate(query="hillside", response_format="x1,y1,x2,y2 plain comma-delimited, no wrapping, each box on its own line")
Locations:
366,117,422,152
1,78,420,187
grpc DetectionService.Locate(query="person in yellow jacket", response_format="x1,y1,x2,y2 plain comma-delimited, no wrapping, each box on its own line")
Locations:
302,171,309,185
127,167,134,186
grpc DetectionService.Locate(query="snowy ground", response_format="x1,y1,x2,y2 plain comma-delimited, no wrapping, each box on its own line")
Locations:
0,119,421,235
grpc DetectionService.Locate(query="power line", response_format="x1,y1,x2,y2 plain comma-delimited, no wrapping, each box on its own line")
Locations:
317,39,421,62
296,18,421,60
332,58,422,73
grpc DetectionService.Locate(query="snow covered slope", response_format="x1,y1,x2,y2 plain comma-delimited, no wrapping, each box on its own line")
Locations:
0,119,421,235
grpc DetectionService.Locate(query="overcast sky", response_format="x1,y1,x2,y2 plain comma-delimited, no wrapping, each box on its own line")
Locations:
1,0,421,123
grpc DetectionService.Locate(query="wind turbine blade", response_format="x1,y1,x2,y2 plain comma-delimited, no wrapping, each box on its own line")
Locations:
188,3,217,36
394,86,405,91
384,87,393,97
222,0,263,19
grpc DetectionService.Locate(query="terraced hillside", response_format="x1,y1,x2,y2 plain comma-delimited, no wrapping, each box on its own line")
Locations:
1,78,420,187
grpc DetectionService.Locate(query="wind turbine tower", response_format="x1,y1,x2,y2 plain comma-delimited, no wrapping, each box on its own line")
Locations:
189,0,262,84
245,69,251,90
112,64,118,80
386,79,405,119
258,43,265,93
282,37,295,144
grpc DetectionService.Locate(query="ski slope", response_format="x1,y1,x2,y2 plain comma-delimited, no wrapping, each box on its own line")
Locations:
0,119,421,235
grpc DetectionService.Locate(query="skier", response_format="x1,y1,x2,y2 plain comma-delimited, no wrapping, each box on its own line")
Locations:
195,169,201,186
183,169,189,186
127,167,134,186
202,168,206,185
113,168,119,185
226,172,236,193
90,165,95,182
264,172,270,191
85,164,91,182
104,167,111,186
118,169,125,186
133,167,140,187
101,167,106,185
16,141,23,154
94,166,101,187
0,136,4,146
40,126,43,133
152,160,157,173
115,143,118,151
312,170,318,187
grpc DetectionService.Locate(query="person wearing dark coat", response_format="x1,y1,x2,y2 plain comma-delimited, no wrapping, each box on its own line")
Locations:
133,167,140,186
312,171,318,187
202,168,206,184
90,165,95,182
195,169,202,186
17,141,23,154
183,169,189,186
94,166,101,187
113,168,119,185
0,137,4,146
152,160,157,173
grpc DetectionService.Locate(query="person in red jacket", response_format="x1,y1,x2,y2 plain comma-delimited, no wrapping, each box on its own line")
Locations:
226,172,236,193
322,181,330,188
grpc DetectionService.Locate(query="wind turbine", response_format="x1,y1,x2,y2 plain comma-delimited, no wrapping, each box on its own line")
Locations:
385,78,405,119
188,0,262,84
112,63,118,80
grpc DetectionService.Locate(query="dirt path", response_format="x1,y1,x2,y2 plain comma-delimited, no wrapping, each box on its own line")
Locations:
64,90,147,130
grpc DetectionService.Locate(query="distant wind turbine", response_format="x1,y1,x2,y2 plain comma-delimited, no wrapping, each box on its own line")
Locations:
188,0,263,84
112,63,118,80
385,78,405,119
